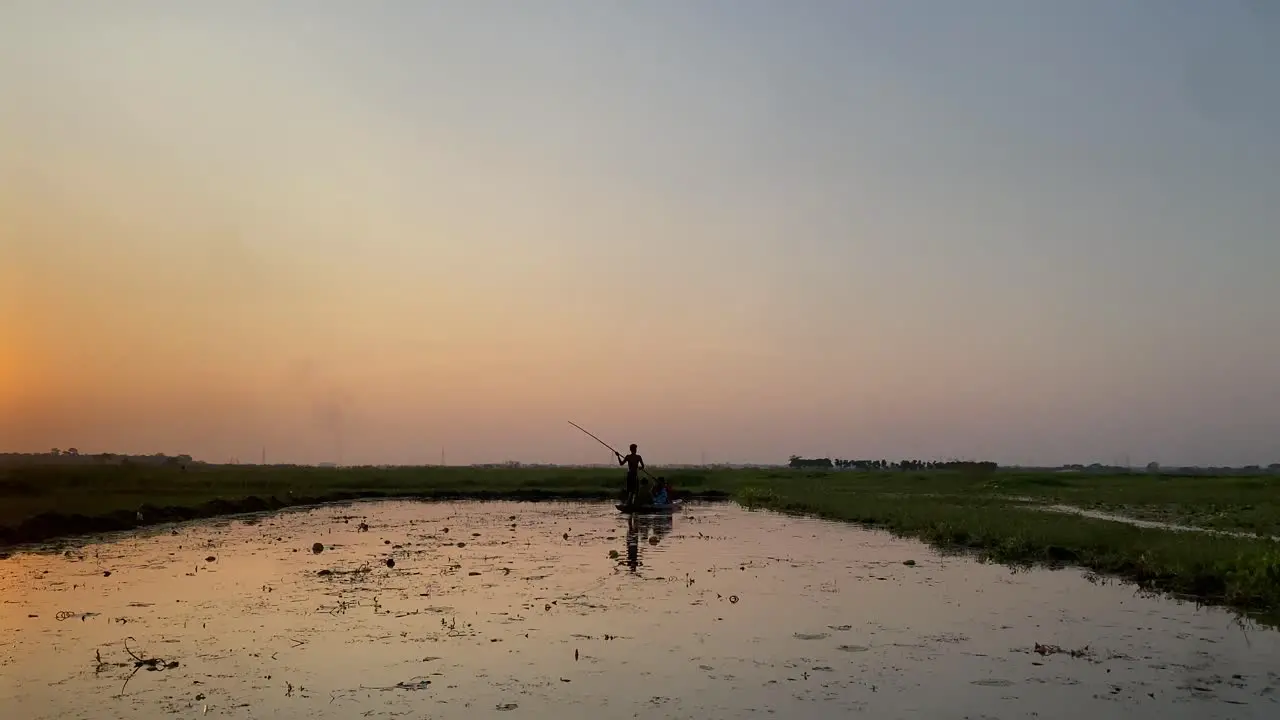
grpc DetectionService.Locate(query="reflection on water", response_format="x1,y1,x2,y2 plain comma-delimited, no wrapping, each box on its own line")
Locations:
0,500,1277,720
622,513,674,572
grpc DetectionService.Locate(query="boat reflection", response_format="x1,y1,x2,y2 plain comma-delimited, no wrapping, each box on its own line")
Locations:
622,512,674,572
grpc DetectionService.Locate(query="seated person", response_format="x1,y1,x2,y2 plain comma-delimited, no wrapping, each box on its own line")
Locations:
651,477,670,505
637,477,652,503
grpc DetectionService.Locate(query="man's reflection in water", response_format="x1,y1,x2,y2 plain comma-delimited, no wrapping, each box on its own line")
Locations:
622,513,676,573
626,516,640,571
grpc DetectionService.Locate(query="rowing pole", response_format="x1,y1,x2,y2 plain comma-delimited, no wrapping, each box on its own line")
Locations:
567,420,657,479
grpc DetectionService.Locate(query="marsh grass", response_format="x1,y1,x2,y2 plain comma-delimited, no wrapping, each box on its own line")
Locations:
3,463,1280,622
0,464,653,531
733,475,1280,625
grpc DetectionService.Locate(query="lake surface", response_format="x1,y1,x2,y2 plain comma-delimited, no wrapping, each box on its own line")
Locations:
1,500,1275,719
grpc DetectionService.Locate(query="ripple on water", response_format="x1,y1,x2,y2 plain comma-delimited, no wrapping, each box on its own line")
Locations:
0,500,1276,719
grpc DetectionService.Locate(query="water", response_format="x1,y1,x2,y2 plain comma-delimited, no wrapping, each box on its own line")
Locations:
0,500,1276,719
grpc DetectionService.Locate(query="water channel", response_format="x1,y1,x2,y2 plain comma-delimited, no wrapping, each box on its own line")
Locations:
1,500,1274,719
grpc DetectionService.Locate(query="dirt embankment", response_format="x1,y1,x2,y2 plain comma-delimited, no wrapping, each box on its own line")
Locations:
0,488,732,549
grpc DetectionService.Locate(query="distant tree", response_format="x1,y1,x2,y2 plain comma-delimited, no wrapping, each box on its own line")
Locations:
788,456,834,469
1146,461,1160,473
51,448,61,456
66,448,79,456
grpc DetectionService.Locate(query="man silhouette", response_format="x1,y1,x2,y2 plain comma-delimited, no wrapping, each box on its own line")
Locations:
617,443,644,505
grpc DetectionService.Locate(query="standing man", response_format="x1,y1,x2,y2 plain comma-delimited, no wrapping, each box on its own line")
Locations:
617,443,644,505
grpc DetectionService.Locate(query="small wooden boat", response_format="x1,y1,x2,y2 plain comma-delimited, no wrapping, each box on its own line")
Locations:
615,499,683,514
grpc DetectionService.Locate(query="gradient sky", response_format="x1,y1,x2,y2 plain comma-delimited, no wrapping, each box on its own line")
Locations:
2,1,1278,467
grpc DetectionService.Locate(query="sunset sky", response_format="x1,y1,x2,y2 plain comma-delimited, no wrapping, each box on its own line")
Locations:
2,1,1278,467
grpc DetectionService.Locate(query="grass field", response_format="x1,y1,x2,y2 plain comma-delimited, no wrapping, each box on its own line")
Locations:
732,470,1280,624
2,463,1279,624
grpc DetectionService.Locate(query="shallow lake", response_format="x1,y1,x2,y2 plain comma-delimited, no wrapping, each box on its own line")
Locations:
1,500,1276,719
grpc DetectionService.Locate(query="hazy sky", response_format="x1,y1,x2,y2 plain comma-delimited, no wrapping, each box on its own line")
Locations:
2,1,1278,467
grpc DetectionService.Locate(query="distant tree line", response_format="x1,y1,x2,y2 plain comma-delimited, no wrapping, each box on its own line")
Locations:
0,451,196,468
788,455,997,472
1062,462,1280,476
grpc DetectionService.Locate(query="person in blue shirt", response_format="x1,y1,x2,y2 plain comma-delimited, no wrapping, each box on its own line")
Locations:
651,477,670,505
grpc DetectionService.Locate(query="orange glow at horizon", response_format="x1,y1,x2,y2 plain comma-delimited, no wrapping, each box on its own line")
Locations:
1,3,1278,467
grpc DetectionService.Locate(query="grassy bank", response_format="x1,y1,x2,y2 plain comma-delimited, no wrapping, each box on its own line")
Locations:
986,470,1280,537
0,464,732,546
753,468,1280,537
733,471,1280,625
2,463,1279,622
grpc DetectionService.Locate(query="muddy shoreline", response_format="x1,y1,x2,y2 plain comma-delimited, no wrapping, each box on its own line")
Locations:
0,488,733,550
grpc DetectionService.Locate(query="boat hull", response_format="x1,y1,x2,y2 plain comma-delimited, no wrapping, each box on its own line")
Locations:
615,499,683,514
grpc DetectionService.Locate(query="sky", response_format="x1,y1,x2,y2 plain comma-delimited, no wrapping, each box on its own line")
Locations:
2,1,1278,467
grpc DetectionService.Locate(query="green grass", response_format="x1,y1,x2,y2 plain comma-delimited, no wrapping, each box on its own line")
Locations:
731,471,1280,625
0,464,666,529
984,470,1280,536
3,463,1280,624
